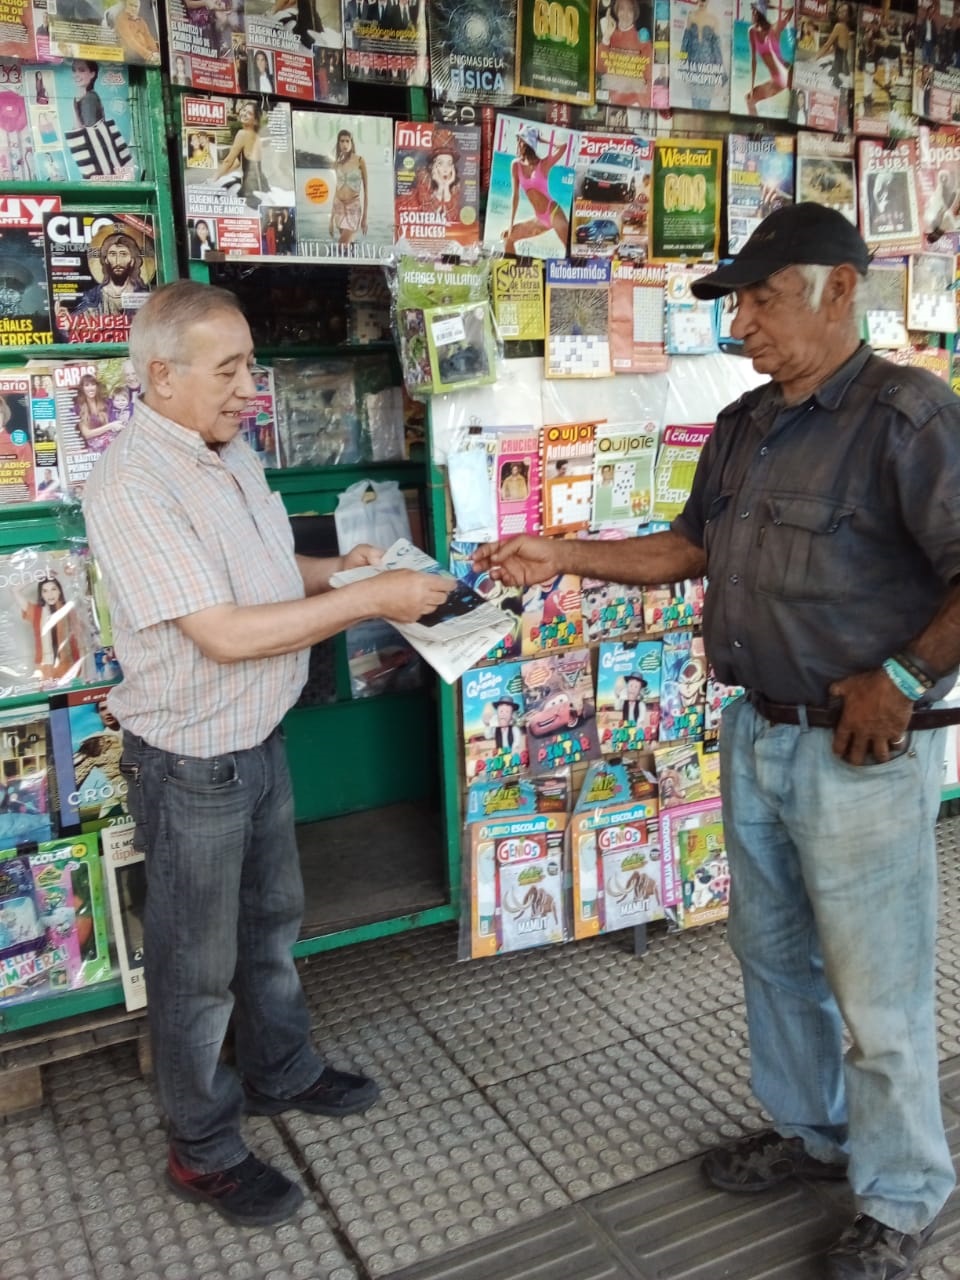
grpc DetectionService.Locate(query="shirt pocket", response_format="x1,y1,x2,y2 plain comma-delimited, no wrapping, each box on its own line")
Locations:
755,495,855,603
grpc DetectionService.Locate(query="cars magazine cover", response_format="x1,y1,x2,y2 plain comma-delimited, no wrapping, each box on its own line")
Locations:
572,131,652,259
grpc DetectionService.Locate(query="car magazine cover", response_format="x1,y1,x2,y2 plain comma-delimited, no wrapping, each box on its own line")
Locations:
293,108,394,261
48,0,161,64
343,0,428,87
44,210,156,344
182,95,296,259
483,113,577,259
0,196,56,349
730,0,796,121
790,0,853,134
520,647,600,774
857,135,922,255
853,5,914,137
545,259,613,379
52,356,139,495
427,0,518,103
0,705,51,848
596,637,663,753
0,369,36,503
913,0,960,126
571,131,652,260
795,129,857,224
726,132,795,254
166,0,244,93
668,0,732,113
597,0,655,109
394,120,480,252
515,0,595,103
244,0,347,105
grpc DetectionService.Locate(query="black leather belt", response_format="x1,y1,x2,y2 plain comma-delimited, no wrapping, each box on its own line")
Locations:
749,691,960,731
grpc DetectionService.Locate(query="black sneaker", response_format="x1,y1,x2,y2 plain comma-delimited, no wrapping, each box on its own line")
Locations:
701,1129,849,1193
166,1150,304,1227
826,1213,937,1279
244,1065,381,1117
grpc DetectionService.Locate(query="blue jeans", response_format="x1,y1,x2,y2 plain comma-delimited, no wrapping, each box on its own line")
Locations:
120,729,323,1172
720,697,955,1233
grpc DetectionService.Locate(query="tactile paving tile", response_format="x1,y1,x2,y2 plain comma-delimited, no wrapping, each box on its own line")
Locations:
0,1220,97,1280
484,1037,747,1201
42,1052,359,1280
290,1089,569,1277
0,1108,79,1245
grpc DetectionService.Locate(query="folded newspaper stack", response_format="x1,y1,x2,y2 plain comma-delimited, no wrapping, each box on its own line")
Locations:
329,539,513,683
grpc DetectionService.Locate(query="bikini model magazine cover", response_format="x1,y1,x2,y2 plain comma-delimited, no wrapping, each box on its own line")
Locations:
483,113,576,259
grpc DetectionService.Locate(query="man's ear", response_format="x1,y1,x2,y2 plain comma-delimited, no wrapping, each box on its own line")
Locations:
148,358,175,400
829,262,860,311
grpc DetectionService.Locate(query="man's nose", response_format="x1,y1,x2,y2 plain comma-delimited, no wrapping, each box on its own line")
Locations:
729,301,749,339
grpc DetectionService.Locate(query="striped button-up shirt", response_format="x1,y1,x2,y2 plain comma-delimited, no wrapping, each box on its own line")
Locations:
83,400,307,756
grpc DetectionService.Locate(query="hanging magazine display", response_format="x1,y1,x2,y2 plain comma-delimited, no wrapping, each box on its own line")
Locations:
515,0,596,104
427,0,518,103
730,0,796,120
483,113,576,258
917,126,960,252
795,130,857,224
571,131,652,261
343,0,428,87
596,0,655,109
650,137,722,262
668,0,732,113
0,0,36,60
726,132,794,254
48,0,161,64
44,210,156,344
0,198,55,349
857,136,922,255
52,355,140,495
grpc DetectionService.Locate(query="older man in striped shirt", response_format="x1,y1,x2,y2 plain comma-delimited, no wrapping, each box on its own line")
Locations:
84,280,450,1230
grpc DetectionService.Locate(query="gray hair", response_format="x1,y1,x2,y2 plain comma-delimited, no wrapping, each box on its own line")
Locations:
795,262,867,325
127,281,244,384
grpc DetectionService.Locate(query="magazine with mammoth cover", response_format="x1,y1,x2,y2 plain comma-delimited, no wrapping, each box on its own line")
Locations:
853,5,914,138
44,210,156,345
730,0,796,121
596,638,663,754
0,369,36,504
596,0,655,108
394,120,481,252
790,0,853,134
726,132,794,255
541,420,596,535
100,821,145,1009
244,0,347,105
918,126,960,254
0,195,58,349
293,109,394,262
516,0,595,103
467,810,568,957
521,647,599,774
0,59,140,183
0,704,52,848
49,683,126,833
182,96,296,259
668,0,732,113
48,0,161,63
492,258,545,340
53,356,140,496
591,421,658,530
857,136,921,256
545,260,612,379
427,0,518,103
329,537,513,683
462,660,528,782
0,544,100,697
795,130,856,225
483,113,577,259
572,132,652,261
343,0,428,87
652,422,712,522
166,0,243,94
912,0,960,126
609,261,667,372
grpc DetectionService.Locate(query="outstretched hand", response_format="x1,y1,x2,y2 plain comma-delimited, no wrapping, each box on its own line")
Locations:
473,536,561,588
828,669,914,766
342,543,384,571
372,569,452,624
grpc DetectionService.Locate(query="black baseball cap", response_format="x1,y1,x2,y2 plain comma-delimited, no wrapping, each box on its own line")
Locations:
691,203,871,300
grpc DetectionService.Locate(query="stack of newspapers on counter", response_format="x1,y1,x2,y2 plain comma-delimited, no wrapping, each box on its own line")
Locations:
330,539,513,683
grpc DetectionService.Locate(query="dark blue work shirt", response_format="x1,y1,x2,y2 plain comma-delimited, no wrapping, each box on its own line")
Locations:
672,344,960,706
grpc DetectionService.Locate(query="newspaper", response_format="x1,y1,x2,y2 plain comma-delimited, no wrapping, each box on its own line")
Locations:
330,539,513,683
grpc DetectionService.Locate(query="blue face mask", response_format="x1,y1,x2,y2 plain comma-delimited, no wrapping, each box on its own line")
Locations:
448,447,496,539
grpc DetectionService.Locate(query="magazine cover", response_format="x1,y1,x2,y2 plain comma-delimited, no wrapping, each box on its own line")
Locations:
0,370,36,504
579,533,645,642
395,257,497,396
0,0,36,60
48,0,161,64
515,0,595,103
596,638,663,753
668,0,732,113
0,854,44,959
49,683,125,833
591,421,658,529
596,0,655,108
521,647,600,774
0,197,57,347
240,363,278,467
29,371,63,500
343,0,428,86
495,427,540,538
703,668,743,750
609,260,668,372
166,0,244,94
853,5,914,137
0,704,52,848
572,797,661,937
51,356,138,496
571,131,652,260
100,820,145,1009
677,818,728,927
274,358,361,466
652,423,712,521
790,0,853,133
545,259,613,379
483,113,577,259
650,137,722,262
462,660,528,781
244,0,347,105
654,738,720,807
918,126,960,252
730,0,795,119
427,0,518,103
665,264,719,354
449,540,523,662
795,130,856,224
657,793,722,907
726,132,794,255
44,210,156,344
394,120,480,252
521,568,584,655
0,545,100,697
492,258,545,340
293,109,394,261
643,577,704,633
659,628,706,741
182,96,296,259
857,136,922,256
541,421,596,535
907,252,958,333
913,0,960,126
